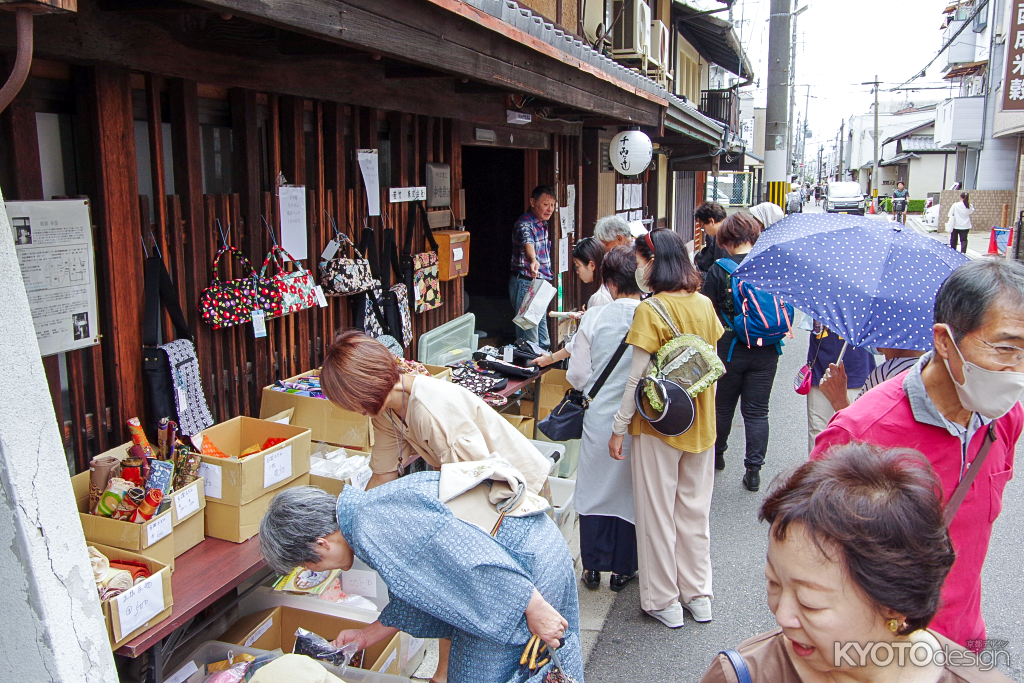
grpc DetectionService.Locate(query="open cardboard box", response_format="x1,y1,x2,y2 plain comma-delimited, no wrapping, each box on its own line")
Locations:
500,413,535,439
170,474,206,557
218,606,403,675
260,370,373,451
71,443,176,570
423,364,452,382
89,542,173,650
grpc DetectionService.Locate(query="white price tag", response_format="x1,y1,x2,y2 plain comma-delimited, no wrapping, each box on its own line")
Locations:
166,660,199,683
146,514,172,546
174,485,200,520
314,285,328,308
252,309,267,338
502,346,513,363
413,283,421,302
350,464,372,491
321,239,340,261
341,568,378,598
453,247,464,261
115,573,164,640
198,462,222,499
264,445,293,488
244,617,274,647
175,384,189,412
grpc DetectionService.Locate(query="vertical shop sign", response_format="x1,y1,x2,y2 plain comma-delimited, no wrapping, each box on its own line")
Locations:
278,186,308,260
357,150,382,216
1004,3,1024,109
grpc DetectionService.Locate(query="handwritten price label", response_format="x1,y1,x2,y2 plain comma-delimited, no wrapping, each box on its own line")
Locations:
264,445,293,488
341,568,378,598
198,463,222,499
389,186,427,202
173,485,200,521
115,572,164,639
146,514,172,546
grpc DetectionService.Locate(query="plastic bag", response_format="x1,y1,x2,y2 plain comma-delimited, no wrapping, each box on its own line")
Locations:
201,662,248,683
292,627,361,670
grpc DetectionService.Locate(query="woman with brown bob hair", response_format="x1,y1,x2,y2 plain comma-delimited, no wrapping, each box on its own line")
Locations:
700,443,1008,683
320,330,549,494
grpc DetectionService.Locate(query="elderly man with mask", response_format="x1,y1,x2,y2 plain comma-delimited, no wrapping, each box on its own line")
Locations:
811,259,1024,652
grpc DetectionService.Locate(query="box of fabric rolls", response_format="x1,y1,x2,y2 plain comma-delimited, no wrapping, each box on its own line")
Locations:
89,543,173,649
72,442,177,571
259,370,373,451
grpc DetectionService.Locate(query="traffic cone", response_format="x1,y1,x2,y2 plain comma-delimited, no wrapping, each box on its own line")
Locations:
988,230,1000,255
868,200,875,215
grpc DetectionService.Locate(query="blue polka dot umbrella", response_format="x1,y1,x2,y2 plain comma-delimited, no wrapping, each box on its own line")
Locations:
731,213,970,351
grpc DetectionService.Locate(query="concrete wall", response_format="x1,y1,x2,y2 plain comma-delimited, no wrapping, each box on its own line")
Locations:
939,189,1015,230
907,155,952,200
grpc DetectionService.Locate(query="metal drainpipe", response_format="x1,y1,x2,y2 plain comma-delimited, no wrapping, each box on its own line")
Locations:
972,0,1000,189
0,8,33,115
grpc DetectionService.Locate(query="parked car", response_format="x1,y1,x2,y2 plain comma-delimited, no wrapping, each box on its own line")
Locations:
825,182,866,215
924,203,941,229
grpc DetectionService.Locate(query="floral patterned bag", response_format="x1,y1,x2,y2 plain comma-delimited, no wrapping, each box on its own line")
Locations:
198,246,279,329
319,233,374,296
402,204,443,313
260,245,317,317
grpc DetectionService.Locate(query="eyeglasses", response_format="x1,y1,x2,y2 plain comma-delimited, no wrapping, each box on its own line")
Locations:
966,334,1024,367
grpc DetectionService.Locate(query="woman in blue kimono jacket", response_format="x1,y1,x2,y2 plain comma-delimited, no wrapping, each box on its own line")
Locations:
259,474,584,683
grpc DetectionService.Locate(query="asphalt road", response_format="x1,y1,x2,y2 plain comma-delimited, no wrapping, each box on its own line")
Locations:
584,325,1024,682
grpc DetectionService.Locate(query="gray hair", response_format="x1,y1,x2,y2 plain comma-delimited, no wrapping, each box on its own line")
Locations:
935,259,1024,342
749,202,785,229
259,486,340,575
594,215,632,244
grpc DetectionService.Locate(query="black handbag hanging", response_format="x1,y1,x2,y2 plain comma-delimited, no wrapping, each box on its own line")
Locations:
537,334,630,441
142,256,214,438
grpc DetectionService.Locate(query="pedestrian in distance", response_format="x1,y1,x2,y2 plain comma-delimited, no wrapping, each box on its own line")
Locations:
700,444,1011,683
594,213,633,251
510,185,556,350
812,259,1024,651
947,192,974,254
813,184,822,206
609,228,724,628
892,181,910,225
786,184,803,215
805,323,876,452
693,201,730,276
567,246,643,593
701,213,782,492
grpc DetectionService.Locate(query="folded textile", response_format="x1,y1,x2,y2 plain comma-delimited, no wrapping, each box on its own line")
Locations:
88,546,109,582
249,654,346,683
110,559,150,582
100,568,134,594
89,455,122,513
201,435,230,459
96,478,133,518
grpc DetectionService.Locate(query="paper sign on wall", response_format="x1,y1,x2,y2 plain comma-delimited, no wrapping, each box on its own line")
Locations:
198,462,222,500
6,199,100,356
174,486,200,520
615,184,623,211
116,573,164,639
389,187,427,202
357,150,381,216
342,568,378,598
558,237,569,274
278,186,308,260
264,445,293,488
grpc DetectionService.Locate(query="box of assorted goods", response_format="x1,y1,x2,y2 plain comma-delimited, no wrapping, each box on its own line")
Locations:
259,370,373,451
88,542,173,649
309,445,374,498
196,417,312,542
73,417,206,570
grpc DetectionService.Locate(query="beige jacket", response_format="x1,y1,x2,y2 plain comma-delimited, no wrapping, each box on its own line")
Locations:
370,376,549,494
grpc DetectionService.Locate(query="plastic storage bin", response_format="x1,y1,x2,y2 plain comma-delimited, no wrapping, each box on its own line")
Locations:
547,476,576,541
529,439,564,475
417,313,478,366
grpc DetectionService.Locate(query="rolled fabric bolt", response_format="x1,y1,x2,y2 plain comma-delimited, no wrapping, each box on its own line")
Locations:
157,419,177,460
95,478,132,518
146,459,174,497
131,488,163,523
88,455,122,513
126,416,157,459
130,444,151,483
120,454,146,488
110,487,144,521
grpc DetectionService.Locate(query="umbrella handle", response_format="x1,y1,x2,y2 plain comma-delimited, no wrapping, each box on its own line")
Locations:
836,341,849,366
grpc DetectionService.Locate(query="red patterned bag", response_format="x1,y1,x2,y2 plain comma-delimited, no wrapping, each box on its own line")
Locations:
198,246,280,329
260,245,318,317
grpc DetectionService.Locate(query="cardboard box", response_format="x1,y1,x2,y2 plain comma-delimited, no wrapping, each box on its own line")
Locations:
90,543,173,649
197,417,312,507
204,473,310,543
218,606,404,675
500,413,535,439
259,370,373,451
310,473,346,498
71,444,176,571
173,510,205,557
423,364,452,382
538,369,573,419
169,476,206,557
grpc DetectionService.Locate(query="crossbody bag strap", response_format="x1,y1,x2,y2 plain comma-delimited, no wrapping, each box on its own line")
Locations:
365,287,393,336
144,256,192,347
359,226,380,279
943,423,998,527
586,335,631,401
644,296,682,338
719,649,753,683
418,202,439,252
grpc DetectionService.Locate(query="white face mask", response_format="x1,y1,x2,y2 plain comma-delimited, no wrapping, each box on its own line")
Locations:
942,325,1024,419
635,264,652,294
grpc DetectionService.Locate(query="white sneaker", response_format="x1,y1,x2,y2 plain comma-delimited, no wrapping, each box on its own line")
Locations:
684,596,713,622
646,602,685,628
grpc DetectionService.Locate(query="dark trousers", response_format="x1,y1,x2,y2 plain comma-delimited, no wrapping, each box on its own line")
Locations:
579,515,639,576
715,338,780,470
950,229,969,253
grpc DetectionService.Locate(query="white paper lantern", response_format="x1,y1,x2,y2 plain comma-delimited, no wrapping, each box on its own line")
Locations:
610,130,653,176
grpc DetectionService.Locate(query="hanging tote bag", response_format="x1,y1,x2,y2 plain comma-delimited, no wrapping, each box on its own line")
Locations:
401,203,442,313
261,245,318,316
142,257,214,437
198,246,276,329
319,222,375,296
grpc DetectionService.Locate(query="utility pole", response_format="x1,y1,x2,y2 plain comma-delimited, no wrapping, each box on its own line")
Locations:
838,119,845,181
800,84,810,184
786,3,808,180
817,145,823,185
863,76,881,210
765,0,793,208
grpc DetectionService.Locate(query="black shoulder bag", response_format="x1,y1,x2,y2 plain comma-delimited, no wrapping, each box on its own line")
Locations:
537,334,629,441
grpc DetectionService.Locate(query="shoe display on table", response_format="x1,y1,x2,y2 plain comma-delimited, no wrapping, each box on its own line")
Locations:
743,468,760,491
581,569,601,589
608,571,637,592
645,602,685,628
684,596,713,622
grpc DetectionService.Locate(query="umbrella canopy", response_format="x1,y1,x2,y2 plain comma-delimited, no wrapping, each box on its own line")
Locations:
732,213,970,351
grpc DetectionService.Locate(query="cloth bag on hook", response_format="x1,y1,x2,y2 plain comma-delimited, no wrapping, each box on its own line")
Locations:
261,245,318,316
198,245,280,328
401,203,442,313
319,215,375,296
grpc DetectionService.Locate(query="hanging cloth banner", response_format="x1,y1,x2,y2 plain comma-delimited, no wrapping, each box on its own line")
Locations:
278,185,307,260
357,149,381,216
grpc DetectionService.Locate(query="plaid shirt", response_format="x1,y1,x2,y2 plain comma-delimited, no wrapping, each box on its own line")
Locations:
510,211,553,279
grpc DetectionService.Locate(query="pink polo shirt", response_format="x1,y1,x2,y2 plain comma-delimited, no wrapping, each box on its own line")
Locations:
811,361,1021,650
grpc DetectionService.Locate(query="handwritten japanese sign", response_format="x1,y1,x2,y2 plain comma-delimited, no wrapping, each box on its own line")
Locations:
1004,3,1024,110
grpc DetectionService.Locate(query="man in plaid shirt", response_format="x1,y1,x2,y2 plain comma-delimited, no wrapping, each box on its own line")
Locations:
509,185,556,349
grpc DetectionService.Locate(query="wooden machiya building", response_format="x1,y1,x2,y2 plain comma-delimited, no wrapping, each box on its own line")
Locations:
0,0,741,473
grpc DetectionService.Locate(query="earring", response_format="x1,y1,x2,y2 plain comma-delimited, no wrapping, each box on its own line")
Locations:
886,619,900,633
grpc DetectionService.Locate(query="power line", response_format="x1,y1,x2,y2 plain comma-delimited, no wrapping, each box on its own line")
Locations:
892,0,990,91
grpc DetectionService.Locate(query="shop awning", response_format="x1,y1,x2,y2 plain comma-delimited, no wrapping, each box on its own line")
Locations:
880,153,921,166
673,2,754,83
882,119,935,146
944,60,987,79
664,94,726,147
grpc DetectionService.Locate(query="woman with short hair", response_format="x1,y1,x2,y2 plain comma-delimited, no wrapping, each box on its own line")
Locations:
700,443,1008,683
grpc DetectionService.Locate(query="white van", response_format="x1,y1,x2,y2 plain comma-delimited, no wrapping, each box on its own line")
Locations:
826,182,866,215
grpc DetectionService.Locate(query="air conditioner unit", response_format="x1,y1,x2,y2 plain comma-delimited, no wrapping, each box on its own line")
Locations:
612,0,652,60
649,20,669,68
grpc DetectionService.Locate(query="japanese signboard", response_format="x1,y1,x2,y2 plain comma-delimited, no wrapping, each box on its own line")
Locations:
1004,2,1024,110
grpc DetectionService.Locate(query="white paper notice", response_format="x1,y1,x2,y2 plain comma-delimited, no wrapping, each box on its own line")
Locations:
116,573,164,640
408,636,425,658
558,237,569,274
633,185,643,210
198,462,222,499
342,568,378,598
264,445,293,488
389,186,427,202
560,205,575,234
615,184,623,211
357,150,381,216
166,660,199,683
146,514,172,546
7,200,100,356
452,247,464,261
278,186,308,260
174,485,200,520
244,617,274,647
